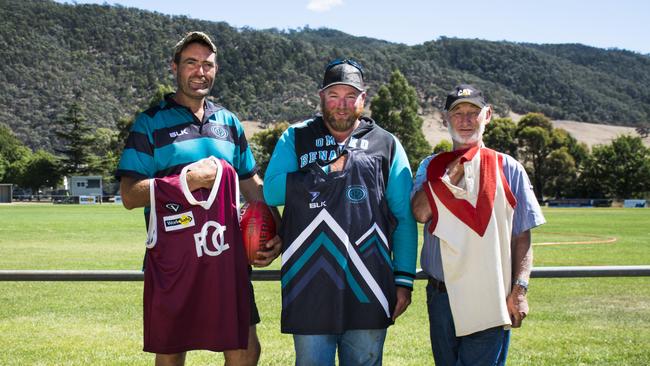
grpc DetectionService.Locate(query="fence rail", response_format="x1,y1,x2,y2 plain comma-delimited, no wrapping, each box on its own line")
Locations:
1,266,649,281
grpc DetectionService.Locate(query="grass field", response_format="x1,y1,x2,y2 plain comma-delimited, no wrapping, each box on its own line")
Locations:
1,204,649,365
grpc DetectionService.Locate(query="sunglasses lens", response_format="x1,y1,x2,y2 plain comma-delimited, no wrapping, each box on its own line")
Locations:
325,59,364,76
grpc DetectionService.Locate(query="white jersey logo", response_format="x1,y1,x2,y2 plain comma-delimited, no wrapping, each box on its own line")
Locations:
194,220,230,257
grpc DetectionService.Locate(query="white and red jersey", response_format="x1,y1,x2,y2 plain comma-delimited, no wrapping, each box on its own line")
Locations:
425,147,517,336
143,157,250,353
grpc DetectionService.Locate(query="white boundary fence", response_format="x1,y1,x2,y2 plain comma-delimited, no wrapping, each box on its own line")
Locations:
1,266,649,281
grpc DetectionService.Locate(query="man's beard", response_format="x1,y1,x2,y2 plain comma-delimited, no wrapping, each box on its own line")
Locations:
448,121,486,145
448,107,488,145
321,102,363,133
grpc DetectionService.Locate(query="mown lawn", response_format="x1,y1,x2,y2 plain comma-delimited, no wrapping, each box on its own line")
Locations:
0,204,648,365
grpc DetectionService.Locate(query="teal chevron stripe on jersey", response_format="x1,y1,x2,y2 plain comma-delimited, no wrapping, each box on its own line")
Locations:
281,231,370,303
281,209,390,317
359,235,393,268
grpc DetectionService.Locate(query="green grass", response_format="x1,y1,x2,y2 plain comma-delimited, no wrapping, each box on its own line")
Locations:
0,204,649,365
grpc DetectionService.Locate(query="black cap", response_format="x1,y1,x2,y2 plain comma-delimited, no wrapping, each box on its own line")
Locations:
444,84,487,111
321,59,365,91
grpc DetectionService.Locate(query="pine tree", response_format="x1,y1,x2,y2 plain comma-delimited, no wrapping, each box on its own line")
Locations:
54,103,95,175
370,70,431,172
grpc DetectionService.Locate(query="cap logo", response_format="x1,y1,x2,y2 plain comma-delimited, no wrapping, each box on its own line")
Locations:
457,89,473,97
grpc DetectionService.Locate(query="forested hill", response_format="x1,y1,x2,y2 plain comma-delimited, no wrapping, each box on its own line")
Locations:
2,0,650,150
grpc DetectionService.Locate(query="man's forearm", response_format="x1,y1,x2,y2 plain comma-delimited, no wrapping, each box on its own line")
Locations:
120,176,151,210
411,188,432,223
511,230,533,281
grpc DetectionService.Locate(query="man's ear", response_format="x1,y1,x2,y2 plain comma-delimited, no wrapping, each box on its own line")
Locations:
484,105,493,124
358,91,367,105
170,61,177,75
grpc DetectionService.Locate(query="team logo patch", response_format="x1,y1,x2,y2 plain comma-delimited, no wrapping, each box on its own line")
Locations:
163,211,196,232
345,185,368,203
165,202,181,212
345,185,367,203
211,125,229,140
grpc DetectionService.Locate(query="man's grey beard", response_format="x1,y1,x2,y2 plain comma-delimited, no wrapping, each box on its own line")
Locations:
448,121,486,145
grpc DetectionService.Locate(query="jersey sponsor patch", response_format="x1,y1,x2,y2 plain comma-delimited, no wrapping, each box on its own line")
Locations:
163,211,196,232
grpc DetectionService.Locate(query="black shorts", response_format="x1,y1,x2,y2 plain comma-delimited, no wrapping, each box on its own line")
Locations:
248,267,261,325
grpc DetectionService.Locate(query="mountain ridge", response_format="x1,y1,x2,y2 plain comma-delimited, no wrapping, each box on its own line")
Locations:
1,0,649,150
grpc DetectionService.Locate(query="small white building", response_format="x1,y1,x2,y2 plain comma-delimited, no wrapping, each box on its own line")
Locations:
68,176,103,198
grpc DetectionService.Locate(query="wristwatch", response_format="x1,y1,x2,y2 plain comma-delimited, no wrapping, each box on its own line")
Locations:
513,279,529,293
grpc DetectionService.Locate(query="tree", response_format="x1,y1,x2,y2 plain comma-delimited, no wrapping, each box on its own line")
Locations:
0,125,32,183
433,140,452,154
483,117,518,158
88,127,121,188
543,147,577,199
17,150,63,193
54,103,96,175
370,70,431,172
579,135,650,199
250,122,289,177
147,84,175,109
513,113,589,199
516,125,551,198
552,129,589,168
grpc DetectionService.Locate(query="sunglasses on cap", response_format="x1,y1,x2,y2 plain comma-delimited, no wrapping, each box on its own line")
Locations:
325,58,365,77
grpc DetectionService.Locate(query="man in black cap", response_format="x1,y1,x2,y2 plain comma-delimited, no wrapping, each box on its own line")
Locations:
263,59,418,365
410,84,545,365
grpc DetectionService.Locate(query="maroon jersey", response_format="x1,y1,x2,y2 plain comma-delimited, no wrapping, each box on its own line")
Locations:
143,157,250,353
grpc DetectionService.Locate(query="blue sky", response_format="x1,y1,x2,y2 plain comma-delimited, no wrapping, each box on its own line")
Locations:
57,0,649,54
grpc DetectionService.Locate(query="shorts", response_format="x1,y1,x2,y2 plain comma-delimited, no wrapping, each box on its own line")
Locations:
249,266,261,325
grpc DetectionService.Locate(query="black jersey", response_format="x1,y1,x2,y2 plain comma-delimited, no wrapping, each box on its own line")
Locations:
280,150,397,334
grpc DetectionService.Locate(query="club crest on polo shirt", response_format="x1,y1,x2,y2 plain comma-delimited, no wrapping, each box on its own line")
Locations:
163,211,196,232
211,125,229,140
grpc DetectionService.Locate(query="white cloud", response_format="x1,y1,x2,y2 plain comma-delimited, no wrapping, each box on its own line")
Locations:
307,0,343,12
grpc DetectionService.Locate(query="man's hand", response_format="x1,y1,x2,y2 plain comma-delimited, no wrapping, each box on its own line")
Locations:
186,157,219,190
392,287,412,321
329,154,347,172
506,286,529,328
252,235,281,267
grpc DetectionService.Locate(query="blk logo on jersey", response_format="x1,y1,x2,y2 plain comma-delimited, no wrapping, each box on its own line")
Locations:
309,201,327,209
194,220,230,257
346,185,368,203
163,211,196,231
309,191,320,202
169,128,189,138
165,202,181,212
